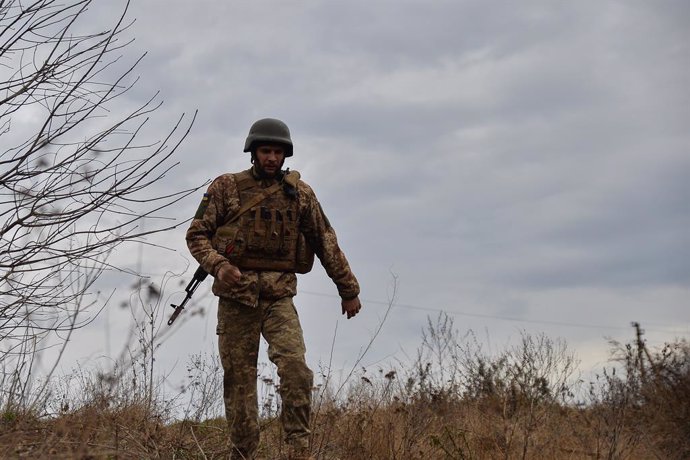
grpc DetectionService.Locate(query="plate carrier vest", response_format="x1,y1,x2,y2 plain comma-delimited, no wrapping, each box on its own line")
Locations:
212,170,314,274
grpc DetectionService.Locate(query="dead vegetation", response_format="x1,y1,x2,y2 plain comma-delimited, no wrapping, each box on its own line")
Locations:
0,317,687,459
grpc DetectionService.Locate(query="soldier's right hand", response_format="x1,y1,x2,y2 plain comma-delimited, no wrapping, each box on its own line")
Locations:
217,263,242,286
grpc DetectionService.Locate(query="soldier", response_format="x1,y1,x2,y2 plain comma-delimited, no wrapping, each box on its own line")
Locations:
186,118,362,459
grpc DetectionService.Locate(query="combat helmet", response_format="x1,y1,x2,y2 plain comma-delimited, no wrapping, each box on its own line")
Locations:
243,118,293,157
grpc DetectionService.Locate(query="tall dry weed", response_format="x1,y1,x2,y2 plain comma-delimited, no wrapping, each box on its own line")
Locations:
572,325,689,459
1,317,687,459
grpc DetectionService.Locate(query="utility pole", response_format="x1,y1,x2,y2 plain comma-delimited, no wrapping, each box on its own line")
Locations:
631,322,647,383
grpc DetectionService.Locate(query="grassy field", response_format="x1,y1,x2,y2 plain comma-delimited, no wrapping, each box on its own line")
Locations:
1,318,688,459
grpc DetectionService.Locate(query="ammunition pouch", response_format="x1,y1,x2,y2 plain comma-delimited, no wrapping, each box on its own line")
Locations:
212,220,314,274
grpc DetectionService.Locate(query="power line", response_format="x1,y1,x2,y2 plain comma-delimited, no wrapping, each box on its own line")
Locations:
298,290,688,335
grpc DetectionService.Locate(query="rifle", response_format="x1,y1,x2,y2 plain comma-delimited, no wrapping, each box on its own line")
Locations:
168,265,208,325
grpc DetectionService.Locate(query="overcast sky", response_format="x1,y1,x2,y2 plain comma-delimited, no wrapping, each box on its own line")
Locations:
39,0,689,397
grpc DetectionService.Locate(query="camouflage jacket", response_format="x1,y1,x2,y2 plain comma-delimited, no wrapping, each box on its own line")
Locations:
186,167,360,307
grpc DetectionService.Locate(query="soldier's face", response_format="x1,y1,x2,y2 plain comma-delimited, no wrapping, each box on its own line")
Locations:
254,144,285,177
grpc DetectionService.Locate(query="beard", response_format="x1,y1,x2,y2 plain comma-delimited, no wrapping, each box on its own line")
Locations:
253,158,285,179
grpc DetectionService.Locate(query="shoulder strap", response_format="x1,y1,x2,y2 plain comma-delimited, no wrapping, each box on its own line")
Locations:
225,170,301,225
226,182,281,225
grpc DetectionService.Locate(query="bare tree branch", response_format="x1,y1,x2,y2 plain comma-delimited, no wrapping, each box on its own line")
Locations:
0,0,199,405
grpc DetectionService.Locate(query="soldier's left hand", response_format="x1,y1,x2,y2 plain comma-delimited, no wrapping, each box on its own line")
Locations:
341,296,362,319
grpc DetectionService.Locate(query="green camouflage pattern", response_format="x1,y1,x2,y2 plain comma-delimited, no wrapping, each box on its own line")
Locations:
217,296,313,457
213,169,309,273
186,166,358,458
186,168,360,305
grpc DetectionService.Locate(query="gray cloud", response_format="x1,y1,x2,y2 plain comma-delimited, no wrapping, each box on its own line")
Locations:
48,0,690,383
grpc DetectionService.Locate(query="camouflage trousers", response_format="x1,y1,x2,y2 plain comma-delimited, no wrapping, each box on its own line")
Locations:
217,296,314,458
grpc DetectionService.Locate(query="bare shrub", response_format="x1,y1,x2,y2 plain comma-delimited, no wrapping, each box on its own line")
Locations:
577,324,690,459
307,313,581,459
180,352,224,423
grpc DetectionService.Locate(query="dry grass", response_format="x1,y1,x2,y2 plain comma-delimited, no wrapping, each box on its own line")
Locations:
1,320,687,459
